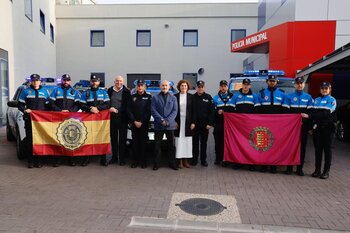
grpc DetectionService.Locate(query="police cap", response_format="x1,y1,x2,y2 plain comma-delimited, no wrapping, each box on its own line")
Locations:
320,81,331,88
62,74,71,81
30,74,41,81
219,80,228,86
196,80,205,87
267,75,278,81
136,79,145,85
90,74,100,81
242,78,251,85
294,77,304,83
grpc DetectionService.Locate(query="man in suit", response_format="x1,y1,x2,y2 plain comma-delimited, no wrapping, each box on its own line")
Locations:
151,80,178,171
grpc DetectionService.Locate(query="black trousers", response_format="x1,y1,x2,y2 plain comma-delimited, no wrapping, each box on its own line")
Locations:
213,126,224,163
154,130,176,166
110,113,128,163
131,124,148,164
288,124,309,171
192,127,209,163
313,124,335,173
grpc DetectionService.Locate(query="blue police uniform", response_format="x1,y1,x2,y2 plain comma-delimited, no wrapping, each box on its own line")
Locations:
18,85,50,167
213,91,234,165
257,86,287,173
310,93,336,178
79,86,110,166
50,85,80,112
230,89,259,113
285,90,313,175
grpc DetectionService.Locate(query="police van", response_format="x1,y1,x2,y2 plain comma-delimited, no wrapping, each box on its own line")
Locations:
228,70,296,95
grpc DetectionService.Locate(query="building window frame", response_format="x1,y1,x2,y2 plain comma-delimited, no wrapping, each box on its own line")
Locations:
24,0,33,22
231,29,246,42
39,10,45,34
183,30,198,47
50,24,54,43
90,30,105,47
183,73,198,90
136,30,151,47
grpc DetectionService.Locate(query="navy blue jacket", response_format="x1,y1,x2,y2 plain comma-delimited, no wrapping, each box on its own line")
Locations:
151,92,178,131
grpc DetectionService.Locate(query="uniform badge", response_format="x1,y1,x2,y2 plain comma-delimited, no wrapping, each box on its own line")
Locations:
56,118,88,151
249,126,274,152
28,90,32,94
331,101,335,106
238,95,242,98
264,96,268,101
133,97,137,102
293,97,297,102
57,91,61,95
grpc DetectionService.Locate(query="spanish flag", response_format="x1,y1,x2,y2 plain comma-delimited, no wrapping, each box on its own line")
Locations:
31,110,111,156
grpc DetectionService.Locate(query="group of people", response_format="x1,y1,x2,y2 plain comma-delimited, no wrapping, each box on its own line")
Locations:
18,73,337,179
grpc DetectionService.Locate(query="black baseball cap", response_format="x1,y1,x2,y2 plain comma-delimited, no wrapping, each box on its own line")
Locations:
30,74,41,81
267,75,278,81
136,79,145,85
90,74,100,81
242,78,251,85
219,80,228,86
320,82,331,88
61,74,71,81
197,80,205,87
294,77,304,83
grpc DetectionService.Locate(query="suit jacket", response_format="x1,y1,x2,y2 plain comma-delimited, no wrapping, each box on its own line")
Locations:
174,93,195,137
151,92,178,130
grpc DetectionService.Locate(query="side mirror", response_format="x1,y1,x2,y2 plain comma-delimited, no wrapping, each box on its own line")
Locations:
7,100,19,108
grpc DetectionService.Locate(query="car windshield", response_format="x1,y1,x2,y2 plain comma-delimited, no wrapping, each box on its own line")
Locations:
229,78,295,95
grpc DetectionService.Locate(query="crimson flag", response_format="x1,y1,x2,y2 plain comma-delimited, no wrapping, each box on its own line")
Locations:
224,113,301,165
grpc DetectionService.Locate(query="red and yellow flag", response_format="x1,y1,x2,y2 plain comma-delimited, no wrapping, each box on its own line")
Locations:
31,110,111,156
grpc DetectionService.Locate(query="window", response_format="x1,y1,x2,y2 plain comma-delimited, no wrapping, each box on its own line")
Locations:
90,30,105,47
137,30,151,47
231,29,246,42
183,30,198,47
24,0,32,21
50,24,54,43
183,73,198,90
40,10,45,34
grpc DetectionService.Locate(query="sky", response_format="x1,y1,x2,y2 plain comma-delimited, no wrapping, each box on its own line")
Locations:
96,0,258,4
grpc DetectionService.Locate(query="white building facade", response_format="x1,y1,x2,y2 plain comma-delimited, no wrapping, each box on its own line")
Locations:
55,3,258,92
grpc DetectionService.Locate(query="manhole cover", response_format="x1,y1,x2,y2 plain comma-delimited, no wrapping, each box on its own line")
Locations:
176,198,226,216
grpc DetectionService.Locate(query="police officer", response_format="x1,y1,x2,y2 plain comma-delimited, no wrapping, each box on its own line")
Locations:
302,82,336,179
107,75,131,166
49,74,81,166
127,80,151,168
257,74,288,173
213,80,234,166
79,75,110,166
191,80,214,167
285,77,313,176
18,74,50,168
230,78,260,170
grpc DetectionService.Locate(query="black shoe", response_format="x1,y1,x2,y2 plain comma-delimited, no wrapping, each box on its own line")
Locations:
100,161,108,166
232,164,240,170
109,158,118,164
153,164,159,171
249,166,255,171
190,160,198,166
285,167,293,175
312,171,321,177
81,157,89,167
320,172,329,179
214,161,220,165
119,161,126,166
36,162,43,168
169,164,178,171
297,170,304,176
28,163,34,168
221,162,228,167
201,161,208,167
270,166,277,174
131,163,138,168
141,163,147,169
260,166,267,173
70,162,76,167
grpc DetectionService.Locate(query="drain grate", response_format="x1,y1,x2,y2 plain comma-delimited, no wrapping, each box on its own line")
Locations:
175,198,226,216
